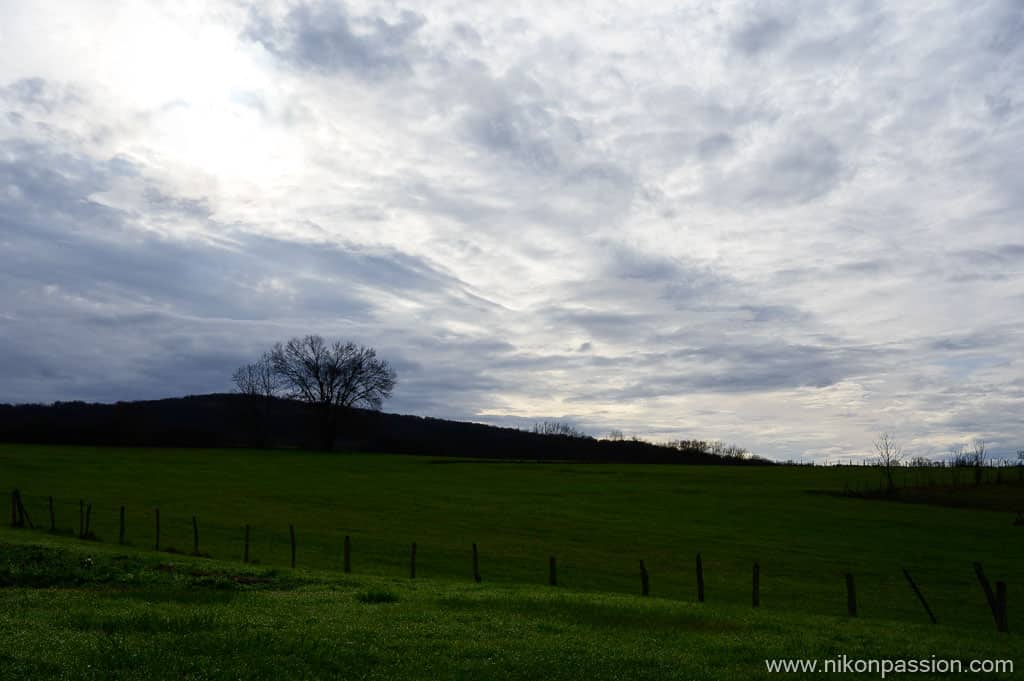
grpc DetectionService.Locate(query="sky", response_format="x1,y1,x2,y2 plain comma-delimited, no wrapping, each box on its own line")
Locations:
1,1,1022,462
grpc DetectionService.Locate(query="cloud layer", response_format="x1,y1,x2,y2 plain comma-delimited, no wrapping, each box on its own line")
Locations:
2,0,1023,460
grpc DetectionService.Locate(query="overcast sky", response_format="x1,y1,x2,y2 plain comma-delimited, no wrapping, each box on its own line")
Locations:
2,1,1022,461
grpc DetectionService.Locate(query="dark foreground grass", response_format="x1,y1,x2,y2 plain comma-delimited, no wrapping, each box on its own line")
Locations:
0,533,1019,680
1,444,1021,634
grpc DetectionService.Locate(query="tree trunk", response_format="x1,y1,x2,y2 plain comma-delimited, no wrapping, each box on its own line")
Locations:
319,405,336,451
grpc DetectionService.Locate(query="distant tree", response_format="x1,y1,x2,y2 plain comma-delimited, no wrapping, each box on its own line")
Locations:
268,335,396,449
231,352,278,447
232,352,277,399
1017,449,1024,482
606,429,625,441
947,443,968,486
532,421,589,439
873,432,903,494
969,438,987,485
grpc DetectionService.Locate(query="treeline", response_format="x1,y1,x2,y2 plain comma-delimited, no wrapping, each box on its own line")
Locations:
0,394,769,465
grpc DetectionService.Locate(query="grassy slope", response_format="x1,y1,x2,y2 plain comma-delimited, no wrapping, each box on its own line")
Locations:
0,443,1021,635
0,532,1020,680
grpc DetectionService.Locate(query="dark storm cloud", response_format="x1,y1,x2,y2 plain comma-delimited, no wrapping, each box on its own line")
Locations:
245,2,426,78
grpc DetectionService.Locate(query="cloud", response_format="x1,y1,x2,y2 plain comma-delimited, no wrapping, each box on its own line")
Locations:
0,2,1023,461
245,2,426,78
732,14,794,56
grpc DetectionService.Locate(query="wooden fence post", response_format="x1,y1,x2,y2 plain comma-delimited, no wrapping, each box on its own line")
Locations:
289,524,296,568
902,568,937,624
192,514,199,555
410,542,417,579
640,560,650,596
119,506,125,545
48,496,55,532
244,524,250,563
696,553,705,603
846,573,857,617
343,535,351,574
84,504,92,538
973,562,999,626
995,581,1008,633
14,491,32,529
154,507,160,551
753,562,760,608
472,543,482,583
549,555,557,587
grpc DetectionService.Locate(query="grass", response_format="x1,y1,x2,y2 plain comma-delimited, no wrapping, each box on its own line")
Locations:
0,534,1019,680
0,443,1021,677
844,478,1024,512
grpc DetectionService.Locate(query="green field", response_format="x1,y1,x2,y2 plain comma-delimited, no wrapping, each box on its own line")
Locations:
1,444,1021,678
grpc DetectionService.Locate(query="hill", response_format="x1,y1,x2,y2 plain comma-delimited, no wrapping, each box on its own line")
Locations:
0,394,765,464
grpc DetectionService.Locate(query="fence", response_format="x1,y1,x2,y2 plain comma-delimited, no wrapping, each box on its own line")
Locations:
4,487,1012,634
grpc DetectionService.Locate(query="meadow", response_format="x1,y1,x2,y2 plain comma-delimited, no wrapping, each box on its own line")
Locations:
1,443,1022,678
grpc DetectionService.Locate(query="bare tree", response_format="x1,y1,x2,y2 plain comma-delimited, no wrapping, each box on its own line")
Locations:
232,352,277,399
873,432,904,494
969,438,987,485
532,421,589,438
269,335,396,449
231,352,278,446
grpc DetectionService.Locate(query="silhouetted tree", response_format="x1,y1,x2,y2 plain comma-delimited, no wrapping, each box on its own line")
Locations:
969,438,987,485
873,432,903,494
232,352,278,446
233,352,277,399
269,335,396,449
532,421,590,438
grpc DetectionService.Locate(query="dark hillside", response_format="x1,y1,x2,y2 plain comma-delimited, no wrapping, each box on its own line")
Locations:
0,394,768,464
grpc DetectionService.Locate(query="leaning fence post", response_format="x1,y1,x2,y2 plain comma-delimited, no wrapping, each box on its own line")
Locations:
973,562,999,626
846,573,858,617
119,506,126,545
472,543,482,583
902,568,937,624
549,555,557,587
640,560,650,596
289,524,296,568
410,542,417,579
343,535,351,574
192,514,199,555
244,524,250,563
15,492,32,529
48,496,55,532
996,581,1008,633
696,553,705,603
753,562,760,608
154,507,160,551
